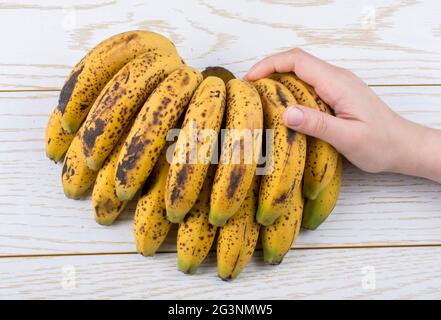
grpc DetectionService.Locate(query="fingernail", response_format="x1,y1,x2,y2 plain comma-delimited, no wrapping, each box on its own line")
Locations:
284,106,304,127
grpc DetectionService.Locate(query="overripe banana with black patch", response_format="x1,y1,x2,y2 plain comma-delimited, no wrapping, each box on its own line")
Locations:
165,76,226,223
271,73,338,200
261,185,303,265
177,166,217,274
115,66,203,201
91,127,131,226
302,155,343,230
62,128,97,199
134,148,171,256
80,50,184,171
58,30,178,133
209,79,263,227
253,79,306,226
45,107,75,162
217,175,260,281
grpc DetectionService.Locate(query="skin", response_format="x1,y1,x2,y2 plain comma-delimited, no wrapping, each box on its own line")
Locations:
245,48,441,184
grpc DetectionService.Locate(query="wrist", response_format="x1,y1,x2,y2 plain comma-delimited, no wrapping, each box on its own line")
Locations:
388,116,441,183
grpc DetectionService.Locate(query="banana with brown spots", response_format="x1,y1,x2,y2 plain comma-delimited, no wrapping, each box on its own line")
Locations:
261,184,303,265
271,73,338,200
80,50,184,171
91,127,131,226
177,166,217,274
58,30,178,133
165,76,226,223
217,175,260,281
134,149,171,256
45,107,75,162
253,79,306,226
115,66,203,201
209,79,263,227
302,155,343,230
62,128,97,199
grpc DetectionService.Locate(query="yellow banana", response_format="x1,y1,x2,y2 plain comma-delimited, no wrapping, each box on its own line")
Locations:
201,66,235,84
217,176,260,280
59,30,178,133
261,185,303,264
177,166,217,274
91,128,131,226
62,128,97,199
45,107,75,162
271,73,338,200
209,79,263,227
165,76,226,223
80,50,184,171
302,155,343,230
115,66,203,201
253,79,306,226
134,148,171,256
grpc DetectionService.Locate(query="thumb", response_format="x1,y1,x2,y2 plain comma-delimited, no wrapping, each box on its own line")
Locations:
283,105,349,149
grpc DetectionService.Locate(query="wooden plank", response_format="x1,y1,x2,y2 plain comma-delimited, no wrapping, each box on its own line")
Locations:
1,246,441,299
1,0,441,90
0,87,440,255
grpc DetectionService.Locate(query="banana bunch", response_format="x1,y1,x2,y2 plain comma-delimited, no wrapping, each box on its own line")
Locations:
45,30,344,281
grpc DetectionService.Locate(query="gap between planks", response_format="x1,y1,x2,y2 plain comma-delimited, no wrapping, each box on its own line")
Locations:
2,243,441,259
1,83,441,93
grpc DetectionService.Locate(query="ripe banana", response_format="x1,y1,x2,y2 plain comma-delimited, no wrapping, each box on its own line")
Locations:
201,66,236,84
177,166,217,274
134,148,171,256
115,66,203,201
165,76,226,223
302,155,343,230
80,50,184,171
271,73,338,200
91,128,131,226
45,107,75,162
261,185,303,264
253,79,306,226
62,128,97,199
209,79,263,227
217,176,260,280
58,30,178,133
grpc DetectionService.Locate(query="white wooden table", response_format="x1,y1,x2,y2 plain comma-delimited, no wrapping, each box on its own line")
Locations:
1,0,441,299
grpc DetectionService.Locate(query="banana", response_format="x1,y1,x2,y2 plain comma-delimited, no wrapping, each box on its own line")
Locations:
217,175,260,280
209,79,263,227
253,79,306,226
80,50,184,171
302,155,343,230
261,185,303,265
58,30,178,133
134,148,171,256
165,76,226,223
91,128,131,226
45,107,75,162
115,66,203,201
62,128,97,199
201,66,235,84
271,73,338,200
177,166,217,274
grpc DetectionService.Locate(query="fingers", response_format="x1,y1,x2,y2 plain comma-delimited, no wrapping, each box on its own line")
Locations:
283,105,353,150
245,48,340,90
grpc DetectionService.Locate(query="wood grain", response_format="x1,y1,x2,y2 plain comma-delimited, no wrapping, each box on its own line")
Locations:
1,246,440,299
1,0,441,90
0,87,440,256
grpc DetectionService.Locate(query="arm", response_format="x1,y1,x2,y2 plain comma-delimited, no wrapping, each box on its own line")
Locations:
245,48,441,183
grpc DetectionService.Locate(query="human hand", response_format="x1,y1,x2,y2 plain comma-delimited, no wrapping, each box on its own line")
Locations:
245,48,441,183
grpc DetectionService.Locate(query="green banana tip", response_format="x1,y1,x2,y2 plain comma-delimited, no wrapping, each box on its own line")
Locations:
208,211,227,227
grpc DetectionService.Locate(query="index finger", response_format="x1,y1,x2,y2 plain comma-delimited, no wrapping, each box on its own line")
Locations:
244,48,338,90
